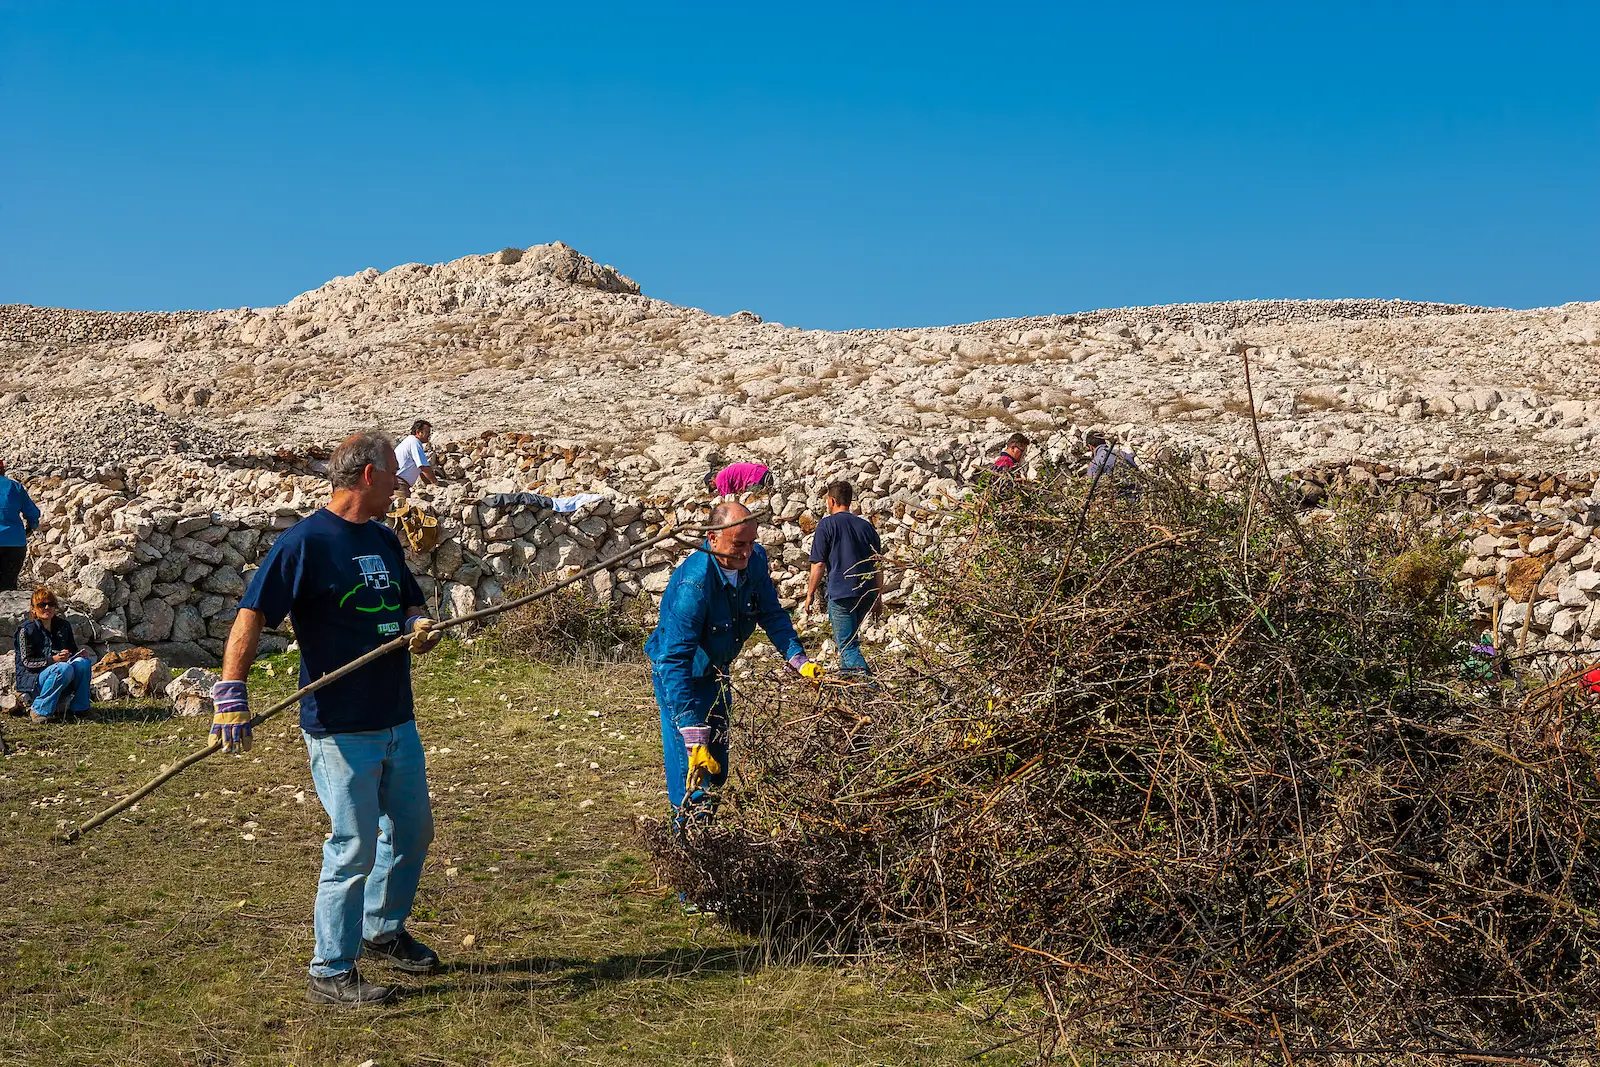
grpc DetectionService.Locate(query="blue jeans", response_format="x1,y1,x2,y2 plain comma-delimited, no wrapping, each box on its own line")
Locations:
828,593,876,674
302,720,435,978
34,658,91,716
653,670,731,816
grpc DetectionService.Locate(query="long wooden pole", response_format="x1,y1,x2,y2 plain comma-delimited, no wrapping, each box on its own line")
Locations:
61,511,758,843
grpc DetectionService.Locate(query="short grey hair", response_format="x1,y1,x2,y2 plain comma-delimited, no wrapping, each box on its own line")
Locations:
328,431,395,489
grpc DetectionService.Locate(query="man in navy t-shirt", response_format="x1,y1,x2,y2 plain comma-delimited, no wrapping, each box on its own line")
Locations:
804,480,885,674
214,431,444,1007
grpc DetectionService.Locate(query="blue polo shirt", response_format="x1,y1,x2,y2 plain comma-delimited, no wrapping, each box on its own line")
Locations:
239,508,425,736
809,510,883,601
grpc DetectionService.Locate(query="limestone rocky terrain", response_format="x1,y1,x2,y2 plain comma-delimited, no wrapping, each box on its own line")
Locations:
2,241,1597,486
0,242,1598,678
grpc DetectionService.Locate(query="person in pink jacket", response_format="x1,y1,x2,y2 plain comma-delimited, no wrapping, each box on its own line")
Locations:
704,461,773,496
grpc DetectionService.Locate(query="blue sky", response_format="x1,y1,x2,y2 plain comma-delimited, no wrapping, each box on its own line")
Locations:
1,2,1595,329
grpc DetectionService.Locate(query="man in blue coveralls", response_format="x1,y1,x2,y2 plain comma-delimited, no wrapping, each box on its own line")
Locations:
646,501,822,827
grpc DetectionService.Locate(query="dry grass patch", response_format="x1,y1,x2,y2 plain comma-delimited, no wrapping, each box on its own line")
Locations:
0,648,1027,1066
963,405,1031,430
1161,396,1211,415
1295,390,1348,412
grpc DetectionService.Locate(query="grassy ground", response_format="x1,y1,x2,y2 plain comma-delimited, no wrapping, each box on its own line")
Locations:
0,643,1030,1067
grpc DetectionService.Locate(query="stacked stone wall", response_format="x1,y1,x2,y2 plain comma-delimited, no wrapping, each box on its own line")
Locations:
3,438,1599,678
0,305,198,346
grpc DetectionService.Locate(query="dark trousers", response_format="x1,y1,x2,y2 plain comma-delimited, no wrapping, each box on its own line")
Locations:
0,546,25,592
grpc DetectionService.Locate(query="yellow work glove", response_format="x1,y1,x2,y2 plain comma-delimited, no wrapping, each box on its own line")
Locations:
686,745,722,793
787,655,824,683
407,616,442,655
681,725,721,793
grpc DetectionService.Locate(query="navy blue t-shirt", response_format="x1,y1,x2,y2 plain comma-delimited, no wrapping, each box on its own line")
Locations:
239,508,426,736
809,510,883,601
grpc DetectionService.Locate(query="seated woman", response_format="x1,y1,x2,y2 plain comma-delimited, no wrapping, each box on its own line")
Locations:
14,586,93,723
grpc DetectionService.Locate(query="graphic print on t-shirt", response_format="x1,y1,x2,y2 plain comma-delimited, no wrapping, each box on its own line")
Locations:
238,508,427,735
340,554,400,614
341,554,405,636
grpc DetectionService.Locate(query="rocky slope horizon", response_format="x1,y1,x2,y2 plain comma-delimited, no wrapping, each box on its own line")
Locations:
2,241,1597,482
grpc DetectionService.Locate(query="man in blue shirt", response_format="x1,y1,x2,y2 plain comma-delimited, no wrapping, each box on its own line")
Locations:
803,481,885,675
214,431,443,1007
646,501,821,828
0,459,41,592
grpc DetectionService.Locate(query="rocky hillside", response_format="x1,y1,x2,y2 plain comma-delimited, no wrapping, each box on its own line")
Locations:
0,242,1596,484
1,247,1598,673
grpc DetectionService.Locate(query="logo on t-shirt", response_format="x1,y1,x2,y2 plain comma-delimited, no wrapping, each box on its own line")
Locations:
356,554,391,591
340,554,399,613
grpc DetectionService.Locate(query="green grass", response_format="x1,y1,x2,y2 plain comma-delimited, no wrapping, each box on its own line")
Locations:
0,644,1030,1066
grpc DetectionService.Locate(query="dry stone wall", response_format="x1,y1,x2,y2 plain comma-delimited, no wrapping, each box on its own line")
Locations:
0,305,196,345
4,439,1600,680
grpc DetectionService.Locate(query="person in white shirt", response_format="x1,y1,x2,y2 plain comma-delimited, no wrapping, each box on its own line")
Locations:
394,420,439,493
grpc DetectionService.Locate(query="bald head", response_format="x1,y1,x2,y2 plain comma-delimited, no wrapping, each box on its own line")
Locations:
707,501,759,571
709,500,752,527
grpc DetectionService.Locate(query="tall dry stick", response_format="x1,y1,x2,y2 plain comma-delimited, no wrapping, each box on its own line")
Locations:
1239,342,1314,558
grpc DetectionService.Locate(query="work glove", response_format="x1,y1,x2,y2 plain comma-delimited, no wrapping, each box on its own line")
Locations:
407,616,442,655
787,654,824,683
210,680,253,754
680,724,722,793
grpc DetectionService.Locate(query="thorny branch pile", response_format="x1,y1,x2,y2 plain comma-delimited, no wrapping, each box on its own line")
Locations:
646,461,1600,1054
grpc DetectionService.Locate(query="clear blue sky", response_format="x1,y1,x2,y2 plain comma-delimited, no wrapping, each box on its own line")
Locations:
2,2,1595,329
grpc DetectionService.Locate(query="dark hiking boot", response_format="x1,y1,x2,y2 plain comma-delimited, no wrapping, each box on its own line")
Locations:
306,968,397,1006
362,929,440,974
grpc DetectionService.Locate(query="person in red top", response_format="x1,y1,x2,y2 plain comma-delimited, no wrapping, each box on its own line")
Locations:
704,461,773,496
990,433,1030,476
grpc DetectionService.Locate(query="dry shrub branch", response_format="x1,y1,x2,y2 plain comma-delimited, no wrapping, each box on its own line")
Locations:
646,464,1600,1056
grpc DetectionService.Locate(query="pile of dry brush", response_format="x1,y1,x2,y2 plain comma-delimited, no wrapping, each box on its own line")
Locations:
647,463,1600,1057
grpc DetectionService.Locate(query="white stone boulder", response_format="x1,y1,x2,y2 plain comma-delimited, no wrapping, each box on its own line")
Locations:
167,667,220,717
127,656,174,699
90,670,123,703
